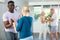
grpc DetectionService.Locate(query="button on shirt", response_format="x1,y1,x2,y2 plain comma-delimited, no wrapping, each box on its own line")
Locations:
3,11,19,33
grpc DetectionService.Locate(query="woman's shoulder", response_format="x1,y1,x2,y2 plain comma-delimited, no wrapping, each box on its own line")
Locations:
18,16,33,21
23,16,33,19
27,16,33,20
18,17,23,22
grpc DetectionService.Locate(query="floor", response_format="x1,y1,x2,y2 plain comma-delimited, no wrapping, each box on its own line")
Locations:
0,33,60,40
33,33,60,40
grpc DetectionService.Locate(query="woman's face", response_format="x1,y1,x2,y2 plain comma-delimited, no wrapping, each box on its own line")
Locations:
41,12,45,16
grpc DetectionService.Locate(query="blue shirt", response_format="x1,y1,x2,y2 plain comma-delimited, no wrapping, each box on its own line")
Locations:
16,16,33,39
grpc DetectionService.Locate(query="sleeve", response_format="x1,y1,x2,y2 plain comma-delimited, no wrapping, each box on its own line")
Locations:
3,14,8,21
52,14,57,20
16,18,23,32
30,17,33,25
30,17,33,28
31,17,33,22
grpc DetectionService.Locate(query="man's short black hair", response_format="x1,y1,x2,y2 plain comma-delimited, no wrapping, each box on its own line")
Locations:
8,1,14,4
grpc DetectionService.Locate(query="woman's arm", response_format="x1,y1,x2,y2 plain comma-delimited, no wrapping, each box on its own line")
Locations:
13,22,18,33
11,18,18,33
16,18,23,32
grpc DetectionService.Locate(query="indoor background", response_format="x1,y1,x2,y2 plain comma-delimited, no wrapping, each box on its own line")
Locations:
0,0,60,40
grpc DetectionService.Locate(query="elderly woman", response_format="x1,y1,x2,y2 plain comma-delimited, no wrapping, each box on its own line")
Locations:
39,11,48,40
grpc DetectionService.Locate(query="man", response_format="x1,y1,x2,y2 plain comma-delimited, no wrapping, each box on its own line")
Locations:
3,1,19,40
49,8,58,40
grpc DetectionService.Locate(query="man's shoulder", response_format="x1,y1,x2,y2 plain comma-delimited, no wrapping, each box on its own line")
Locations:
3,11,9,16
14,11,19,15
54,13,58,16
14,10,18,12
54,13,57,15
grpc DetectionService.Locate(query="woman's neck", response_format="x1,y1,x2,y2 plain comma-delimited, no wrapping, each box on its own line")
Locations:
23,13,29,16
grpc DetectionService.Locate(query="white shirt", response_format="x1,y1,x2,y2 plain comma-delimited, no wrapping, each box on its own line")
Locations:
3,11,19,33
51,13,58,26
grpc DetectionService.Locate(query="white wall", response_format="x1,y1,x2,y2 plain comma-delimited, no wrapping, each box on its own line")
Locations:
29,0,60,2
0,0,8,40
12,0,28,13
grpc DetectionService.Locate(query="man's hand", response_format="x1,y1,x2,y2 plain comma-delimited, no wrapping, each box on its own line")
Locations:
48,18,54,22
11,18,15,22
4,18,15,29
10,18,14,25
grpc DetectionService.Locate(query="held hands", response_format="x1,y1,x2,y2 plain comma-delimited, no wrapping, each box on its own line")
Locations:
41,17,53,23
10,18,18,33
10,18,15,26
47,17,53,22
10,18,16,25
45,17,52,22
10,18,15,23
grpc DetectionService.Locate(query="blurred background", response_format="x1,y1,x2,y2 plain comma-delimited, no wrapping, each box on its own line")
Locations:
0,0,60,40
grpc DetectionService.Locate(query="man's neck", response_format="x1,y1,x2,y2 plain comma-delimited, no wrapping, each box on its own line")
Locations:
9,10,14,13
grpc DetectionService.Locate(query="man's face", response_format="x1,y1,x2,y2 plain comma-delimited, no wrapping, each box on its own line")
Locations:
8,3,15,11
50,9,55,14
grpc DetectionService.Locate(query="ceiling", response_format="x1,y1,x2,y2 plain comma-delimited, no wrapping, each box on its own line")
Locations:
26,0,60,2
29,0,43,2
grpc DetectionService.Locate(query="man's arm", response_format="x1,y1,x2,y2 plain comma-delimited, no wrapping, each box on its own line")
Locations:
4,21,13,29
3,13,14,28
48,18,54,22
4,18,14,28
50,18,54,21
